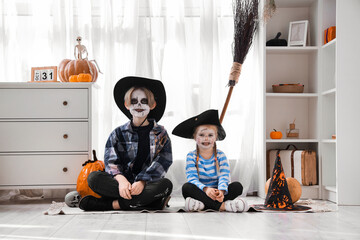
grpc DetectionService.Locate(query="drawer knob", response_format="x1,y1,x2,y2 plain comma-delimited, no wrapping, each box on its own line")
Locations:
63,101,68,106
63,167,68,172
63,134,68,139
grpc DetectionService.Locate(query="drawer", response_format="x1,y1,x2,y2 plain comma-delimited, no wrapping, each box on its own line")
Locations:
0,122,88,152
0,154,88,186
0,88,88,119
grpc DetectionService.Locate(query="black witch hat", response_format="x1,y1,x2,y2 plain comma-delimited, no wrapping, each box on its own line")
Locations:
252,153,311,211
172,109,226,140
113,76,166,122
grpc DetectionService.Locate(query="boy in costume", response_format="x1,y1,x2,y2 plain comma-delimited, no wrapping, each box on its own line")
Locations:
172,109,249,212
79,76,173,211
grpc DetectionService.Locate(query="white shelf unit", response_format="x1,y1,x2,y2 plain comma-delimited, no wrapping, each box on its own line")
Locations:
262,0,321,200
320,0,337,203
262,0,360,205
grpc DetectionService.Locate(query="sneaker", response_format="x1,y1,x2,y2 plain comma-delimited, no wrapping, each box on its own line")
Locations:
79,195,113,211
224,198,249,212
184,197,205,212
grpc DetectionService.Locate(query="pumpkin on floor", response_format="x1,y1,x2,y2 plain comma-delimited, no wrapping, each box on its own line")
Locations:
265,177,302,203
76,150,105,198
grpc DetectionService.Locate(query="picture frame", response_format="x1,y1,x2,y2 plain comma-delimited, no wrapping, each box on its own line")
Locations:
288,20,309,47
30,66,58,82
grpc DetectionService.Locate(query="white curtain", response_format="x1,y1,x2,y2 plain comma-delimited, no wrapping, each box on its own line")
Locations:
0,0,263,197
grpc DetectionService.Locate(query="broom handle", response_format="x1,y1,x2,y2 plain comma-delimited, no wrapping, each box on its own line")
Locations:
219,86,234,124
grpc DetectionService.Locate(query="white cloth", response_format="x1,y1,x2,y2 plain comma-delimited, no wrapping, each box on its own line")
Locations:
0,0,262,198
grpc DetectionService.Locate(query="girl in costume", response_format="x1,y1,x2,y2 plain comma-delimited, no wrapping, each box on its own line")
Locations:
172,109,248,212
79,76,173,211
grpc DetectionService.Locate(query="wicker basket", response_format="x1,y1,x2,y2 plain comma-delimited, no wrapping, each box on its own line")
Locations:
272,84,304,93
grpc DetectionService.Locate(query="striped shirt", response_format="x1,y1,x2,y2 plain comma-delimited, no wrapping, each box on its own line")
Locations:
185,149,231,194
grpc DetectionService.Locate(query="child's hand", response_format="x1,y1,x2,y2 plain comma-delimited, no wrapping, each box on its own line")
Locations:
204,187,218,200
115,174,132,199
215,190,225,202
130,181,145,195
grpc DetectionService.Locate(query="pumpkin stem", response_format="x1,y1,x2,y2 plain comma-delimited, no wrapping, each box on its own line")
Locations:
93,150,98,161
273,129,277,132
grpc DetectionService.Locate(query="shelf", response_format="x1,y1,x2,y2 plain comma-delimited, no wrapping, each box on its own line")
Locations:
266,139,318,143
323,185,337,203
263,0,337,202
266,46,318,54
276,0,317,8
301,185,320,199
321,88,336,96
266,93,318,98
322,39,336,49
324,185,337,193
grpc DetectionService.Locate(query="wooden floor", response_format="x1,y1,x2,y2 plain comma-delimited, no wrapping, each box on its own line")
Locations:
0,197,359,240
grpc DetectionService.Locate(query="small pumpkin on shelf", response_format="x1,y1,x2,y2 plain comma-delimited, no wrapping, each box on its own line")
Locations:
68,73,92,82
270,129,282,139
77,73,92,82
69,75,78,82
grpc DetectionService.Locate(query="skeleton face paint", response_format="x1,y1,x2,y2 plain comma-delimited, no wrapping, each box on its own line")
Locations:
195,126,217,150
129,89,150,118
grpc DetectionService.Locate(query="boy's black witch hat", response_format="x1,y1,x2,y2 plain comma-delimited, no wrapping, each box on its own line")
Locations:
113,76,166,122
252,153,311,212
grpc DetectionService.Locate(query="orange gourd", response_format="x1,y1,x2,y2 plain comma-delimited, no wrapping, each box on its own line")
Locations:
77,73,92,82
76,150,105,198
58,36,101,82
270,129,282,139
69,75,78,82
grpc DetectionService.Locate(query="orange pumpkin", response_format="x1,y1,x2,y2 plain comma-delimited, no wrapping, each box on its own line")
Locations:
69,75,78,82
77,73,92,82
76,150,105,198
265,177,302,203
270,129,282,139
59,59,98,82
58,36,100,82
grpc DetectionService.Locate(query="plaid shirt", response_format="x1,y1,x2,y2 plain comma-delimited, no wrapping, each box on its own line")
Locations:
104,120,172,183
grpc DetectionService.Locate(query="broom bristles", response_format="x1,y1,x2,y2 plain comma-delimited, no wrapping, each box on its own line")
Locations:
232,0,259,64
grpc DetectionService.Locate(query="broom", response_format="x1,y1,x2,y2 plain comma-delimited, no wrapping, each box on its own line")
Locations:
219,0,259,124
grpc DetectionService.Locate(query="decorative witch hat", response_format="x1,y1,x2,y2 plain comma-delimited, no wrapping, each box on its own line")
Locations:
252,153,311,211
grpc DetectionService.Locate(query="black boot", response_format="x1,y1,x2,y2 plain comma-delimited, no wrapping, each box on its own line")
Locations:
79,195,113,211
143,195,171,210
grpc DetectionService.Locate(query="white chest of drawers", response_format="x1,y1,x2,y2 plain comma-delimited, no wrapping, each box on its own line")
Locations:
0,83,95,189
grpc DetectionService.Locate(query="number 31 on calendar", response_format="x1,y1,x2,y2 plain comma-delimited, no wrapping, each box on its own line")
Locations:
31,66,58,82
